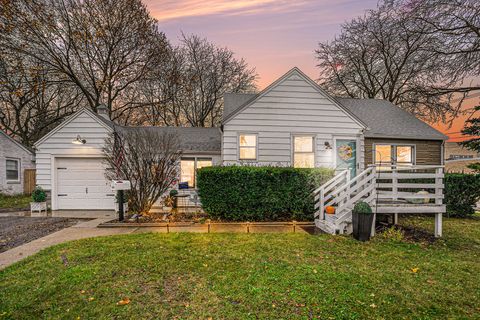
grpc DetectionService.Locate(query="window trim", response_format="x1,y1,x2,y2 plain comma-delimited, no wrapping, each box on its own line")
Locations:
180,156,213,188
5,157,21,183
373,143,416,167
238,133,258,161
292,135,316,168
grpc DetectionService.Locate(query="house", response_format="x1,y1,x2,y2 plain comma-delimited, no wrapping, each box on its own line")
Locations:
34,67,446,212
0,129,35,195
445,141,480,173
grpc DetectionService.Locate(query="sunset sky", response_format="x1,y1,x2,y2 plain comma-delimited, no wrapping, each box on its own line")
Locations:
145,0,475,141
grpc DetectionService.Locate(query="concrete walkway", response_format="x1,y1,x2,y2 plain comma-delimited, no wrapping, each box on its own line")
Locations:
0,218,137,270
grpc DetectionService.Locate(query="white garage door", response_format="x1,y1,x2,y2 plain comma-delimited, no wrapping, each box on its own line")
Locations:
56,158,115,210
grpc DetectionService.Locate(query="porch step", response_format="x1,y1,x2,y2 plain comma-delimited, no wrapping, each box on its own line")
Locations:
315,218,353,235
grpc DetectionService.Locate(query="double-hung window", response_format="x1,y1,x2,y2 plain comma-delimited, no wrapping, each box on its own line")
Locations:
293,136,315,168
6,158,20,182
374,144,415,168
239,134,257,160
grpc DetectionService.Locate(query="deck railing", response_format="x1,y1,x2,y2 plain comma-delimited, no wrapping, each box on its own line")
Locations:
374,165,444,205
313,164,445,237
313,169,349,221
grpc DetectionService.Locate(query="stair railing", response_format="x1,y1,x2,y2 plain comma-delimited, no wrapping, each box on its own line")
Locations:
313,169,349,222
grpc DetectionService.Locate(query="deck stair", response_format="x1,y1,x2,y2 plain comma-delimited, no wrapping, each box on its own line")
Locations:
313,165,445,237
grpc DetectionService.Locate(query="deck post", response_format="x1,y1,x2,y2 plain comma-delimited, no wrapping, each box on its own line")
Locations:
393,213,398,225
392,168,398,202
319,189,325,221
434,167,444,238
435,213,442,237
371,213,376,237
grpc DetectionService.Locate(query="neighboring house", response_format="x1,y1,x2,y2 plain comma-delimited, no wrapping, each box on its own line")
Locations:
0,129,35,195
34,67,447,211
445,142,480,173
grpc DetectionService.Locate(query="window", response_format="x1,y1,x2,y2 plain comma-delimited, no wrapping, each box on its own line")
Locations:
239,134,257,160
180,157,212,188
293,136,315,168
6,159,20,182
374,144,414,168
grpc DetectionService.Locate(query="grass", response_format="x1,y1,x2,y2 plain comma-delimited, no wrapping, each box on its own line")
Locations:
1,215,479,319
0,193,30,209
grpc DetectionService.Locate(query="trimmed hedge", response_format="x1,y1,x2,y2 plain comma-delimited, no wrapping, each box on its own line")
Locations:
197,166,334,221
445,173,480,217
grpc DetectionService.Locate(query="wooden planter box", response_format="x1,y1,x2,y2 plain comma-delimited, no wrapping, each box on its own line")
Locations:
30,202,47,216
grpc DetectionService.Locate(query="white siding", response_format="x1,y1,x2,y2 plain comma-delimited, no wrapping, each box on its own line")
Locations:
35,111,111,191
223,72,364,169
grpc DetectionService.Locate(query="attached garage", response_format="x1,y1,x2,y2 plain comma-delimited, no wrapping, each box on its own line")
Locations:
34,107,115,211
55,157,114,210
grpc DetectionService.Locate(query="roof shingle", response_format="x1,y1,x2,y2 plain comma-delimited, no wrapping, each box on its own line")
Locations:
115,125,222,153
336,98,447,141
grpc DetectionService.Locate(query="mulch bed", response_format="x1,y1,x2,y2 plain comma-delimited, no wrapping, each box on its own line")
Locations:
0,217,85,253
377,223,437,244
118,210,210,224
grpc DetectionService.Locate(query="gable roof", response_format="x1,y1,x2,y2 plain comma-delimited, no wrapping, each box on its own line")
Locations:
222,67,368,129
336,98,448,141
0,129,33,154
34,107,114,147
115,126,222,154
223,92,257,121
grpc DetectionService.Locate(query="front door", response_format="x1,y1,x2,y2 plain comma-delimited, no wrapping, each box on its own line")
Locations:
335,139,357,178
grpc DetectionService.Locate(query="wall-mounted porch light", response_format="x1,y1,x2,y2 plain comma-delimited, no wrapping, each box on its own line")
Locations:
324,141,332,150
72,135,86,145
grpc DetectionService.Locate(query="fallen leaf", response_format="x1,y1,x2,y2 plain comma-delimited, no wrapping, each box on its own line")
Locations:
80,290,86,294
370,303,377,308
370,293,375,297
272,304,276,308
313,269,318,274
88,297,95,302
117,298,130,306
411,267,419,273
203,264,208,267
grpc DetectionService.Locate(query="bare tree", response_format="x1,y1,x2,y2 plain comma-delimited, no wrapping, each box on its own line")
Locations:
103,128,182,214
121,34,257,127
0,49,82,146
315,0,460,122
175,34,257,127
412,0,480,95
120,45,186,126
1,0,169,120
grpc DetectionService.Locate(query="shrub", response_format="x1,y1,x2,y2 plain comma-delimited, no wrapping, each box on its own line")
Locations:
352,201,372,215
196,166,334,221
31,186,46,202
444,173,480,217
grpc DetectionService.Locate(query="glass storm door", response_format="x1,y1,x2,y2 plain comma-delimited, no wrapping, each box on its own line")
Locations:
336,139,357,178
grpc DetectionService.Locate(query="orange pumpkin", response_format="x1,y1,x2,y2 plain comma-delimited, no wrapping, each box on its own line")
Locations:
325,206,336,215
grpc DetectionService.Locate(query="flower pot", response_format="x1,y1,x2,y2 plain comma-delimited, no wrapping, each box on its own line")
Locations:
352,211,374,241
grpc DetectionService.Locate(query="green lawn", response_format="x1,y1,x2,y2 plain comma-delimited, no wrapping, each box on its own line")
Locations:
0,193,30,210
1,215,479,319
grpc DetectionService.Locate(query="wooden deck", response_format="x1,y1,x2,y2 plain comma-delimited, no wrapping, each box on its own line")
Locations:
314,165,445,237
